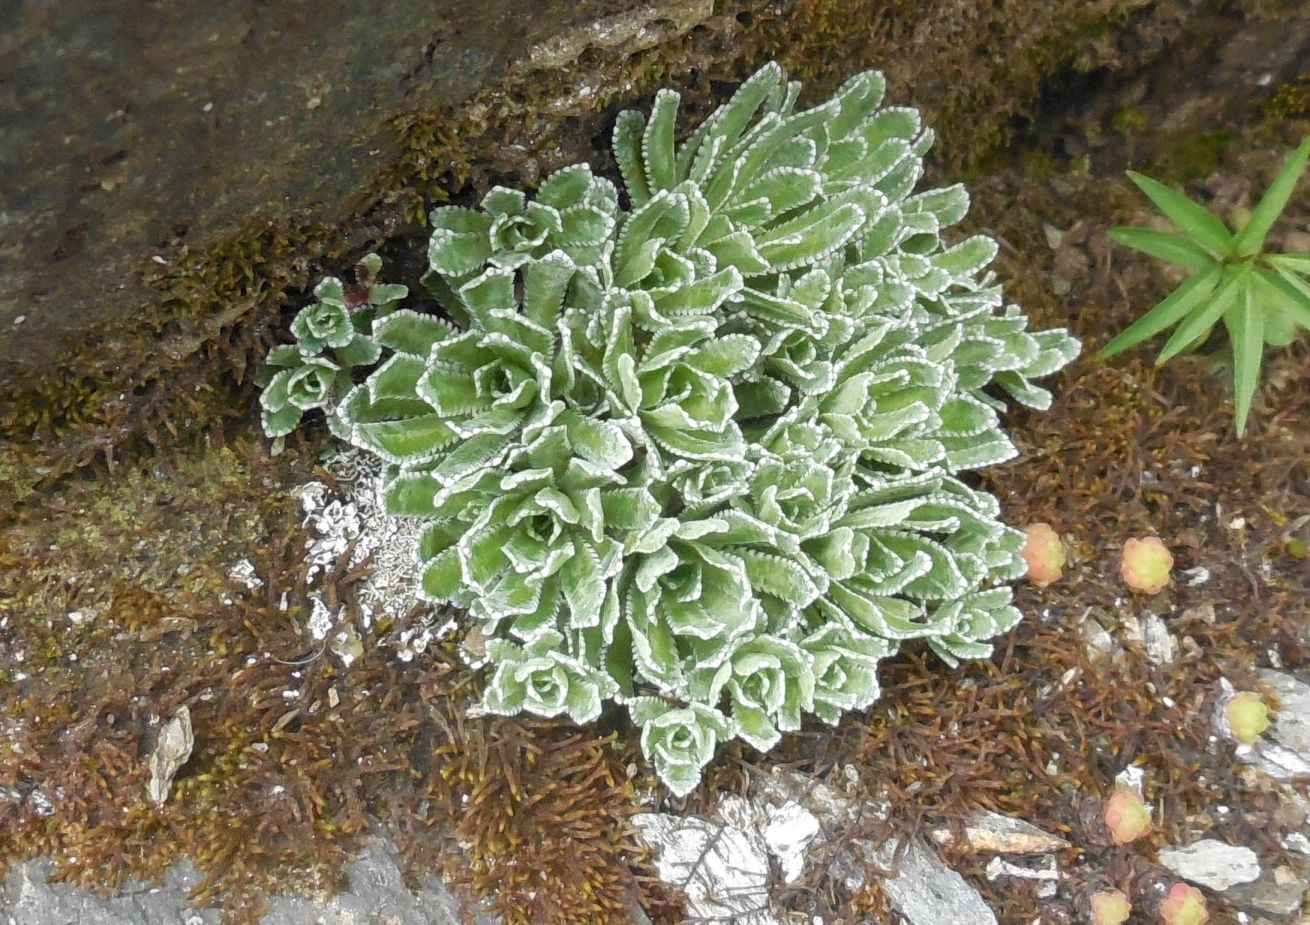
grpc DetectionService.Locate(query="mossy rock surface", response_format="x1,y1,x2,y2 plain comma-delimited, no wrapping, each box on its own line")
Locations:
0,0,1253,500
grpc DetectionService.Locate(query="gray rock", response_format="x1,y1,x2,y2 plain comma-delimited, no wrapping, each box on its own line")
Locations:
0,0,716,377
0,838,498,925
632,795,775,925
1242,670,1310,780
984,855,1061,900
1224,866,1310,917
868,838,999,925
1157,839,1261,891
928,811,1069,855
755,771,997,925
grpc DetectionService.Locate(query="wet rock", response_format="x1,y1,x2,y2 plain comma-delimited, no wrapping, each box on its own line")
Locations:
1157,839,1260,891
928,811,1069,855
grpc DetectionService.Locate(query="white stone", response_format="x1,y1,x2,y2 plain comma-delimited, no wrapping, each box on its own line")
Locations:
1158,839,1260,890
928,812,1068,855
762,802,820,885
633,795,775,925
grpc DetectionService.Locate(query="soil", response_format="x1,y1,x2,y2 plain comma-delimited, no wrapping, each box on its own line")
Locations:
2,5,1310,925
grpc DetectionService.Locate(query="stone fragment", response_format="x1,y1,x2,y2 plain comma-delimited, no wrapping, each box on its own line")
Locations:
928,811,1069,855
870,838,1000,923
1224,867,1309,917
755,771,997,925
146,707,194,807
762,801,821,885
984,855,1061,899
0,838,496,925
1126,613,1179,662
632,796,775,925
1157,839,1260,891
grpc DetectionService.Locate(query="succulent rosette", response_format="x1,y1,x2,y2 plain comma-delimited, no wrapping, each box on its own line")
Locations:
628,697,734,797
259,62,1079,796
482,630,618,724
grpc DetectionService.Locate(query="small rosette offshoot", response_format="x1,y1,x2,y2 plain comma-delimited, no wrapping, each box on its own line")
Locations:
257,253,402,436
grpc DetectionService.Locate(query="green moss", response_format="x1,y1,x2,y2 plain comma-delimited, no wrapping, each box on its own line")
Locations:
1150,130,1235,183
1263,77,1310,121
1111,103,1150,136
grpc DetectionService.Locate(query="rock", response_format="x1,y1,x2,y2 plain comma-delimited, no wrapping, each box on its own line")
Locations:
632,795,775,925
146,706,194,807
1140,614,1179,665
0,838,498,925
0,0,716,377
1079,617,1119,663
984,855,1061,900
870,838,1000,924
754,771,997,925
1115,764,1147,796
1224,866,1310,917
762,802,821,885
928,812,1069,855
1157,839,1260,891
1242,670,1310,780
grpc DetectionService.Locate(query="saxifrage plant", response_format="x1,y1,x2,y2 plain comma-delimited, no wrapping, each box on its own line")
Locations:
1103,138,1310,434
259,62,1079,796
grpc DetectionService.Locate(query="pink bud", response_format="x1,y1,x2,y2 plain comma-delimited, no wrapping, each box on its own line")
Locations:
1090,889,1132,925
1159,882,1208,925
1121,536,1173,594
1023,523,1067,588
1103,787,1152,845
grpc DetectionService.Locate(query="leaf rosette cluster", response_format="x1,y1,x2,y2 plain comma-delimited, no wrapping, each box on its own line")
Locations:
262,63,1078,795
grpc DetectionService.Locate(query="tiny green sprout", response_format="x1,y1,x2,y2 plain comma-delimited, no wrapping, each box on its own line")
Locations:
1120,536,1173,594
1103,786,1152,844
1225,690,1272,745
1159,882,1209,925
1090,889,1132,925
1102,138,1310,434
1021,522,1067,588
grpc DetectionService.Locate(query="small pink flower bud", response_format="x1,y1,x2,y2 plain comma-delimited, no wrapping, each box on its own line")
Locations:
1103,787,1152,844
1159,882,1208,925
1023,523,1067,588
1225,691,1271,745
1090,889,1132,925
1121,536,1173,594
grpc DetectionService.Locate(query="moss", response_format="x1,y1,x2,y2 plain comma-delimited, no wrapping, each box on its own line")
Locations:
1262,76,1310,121
1148,130,1235,183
